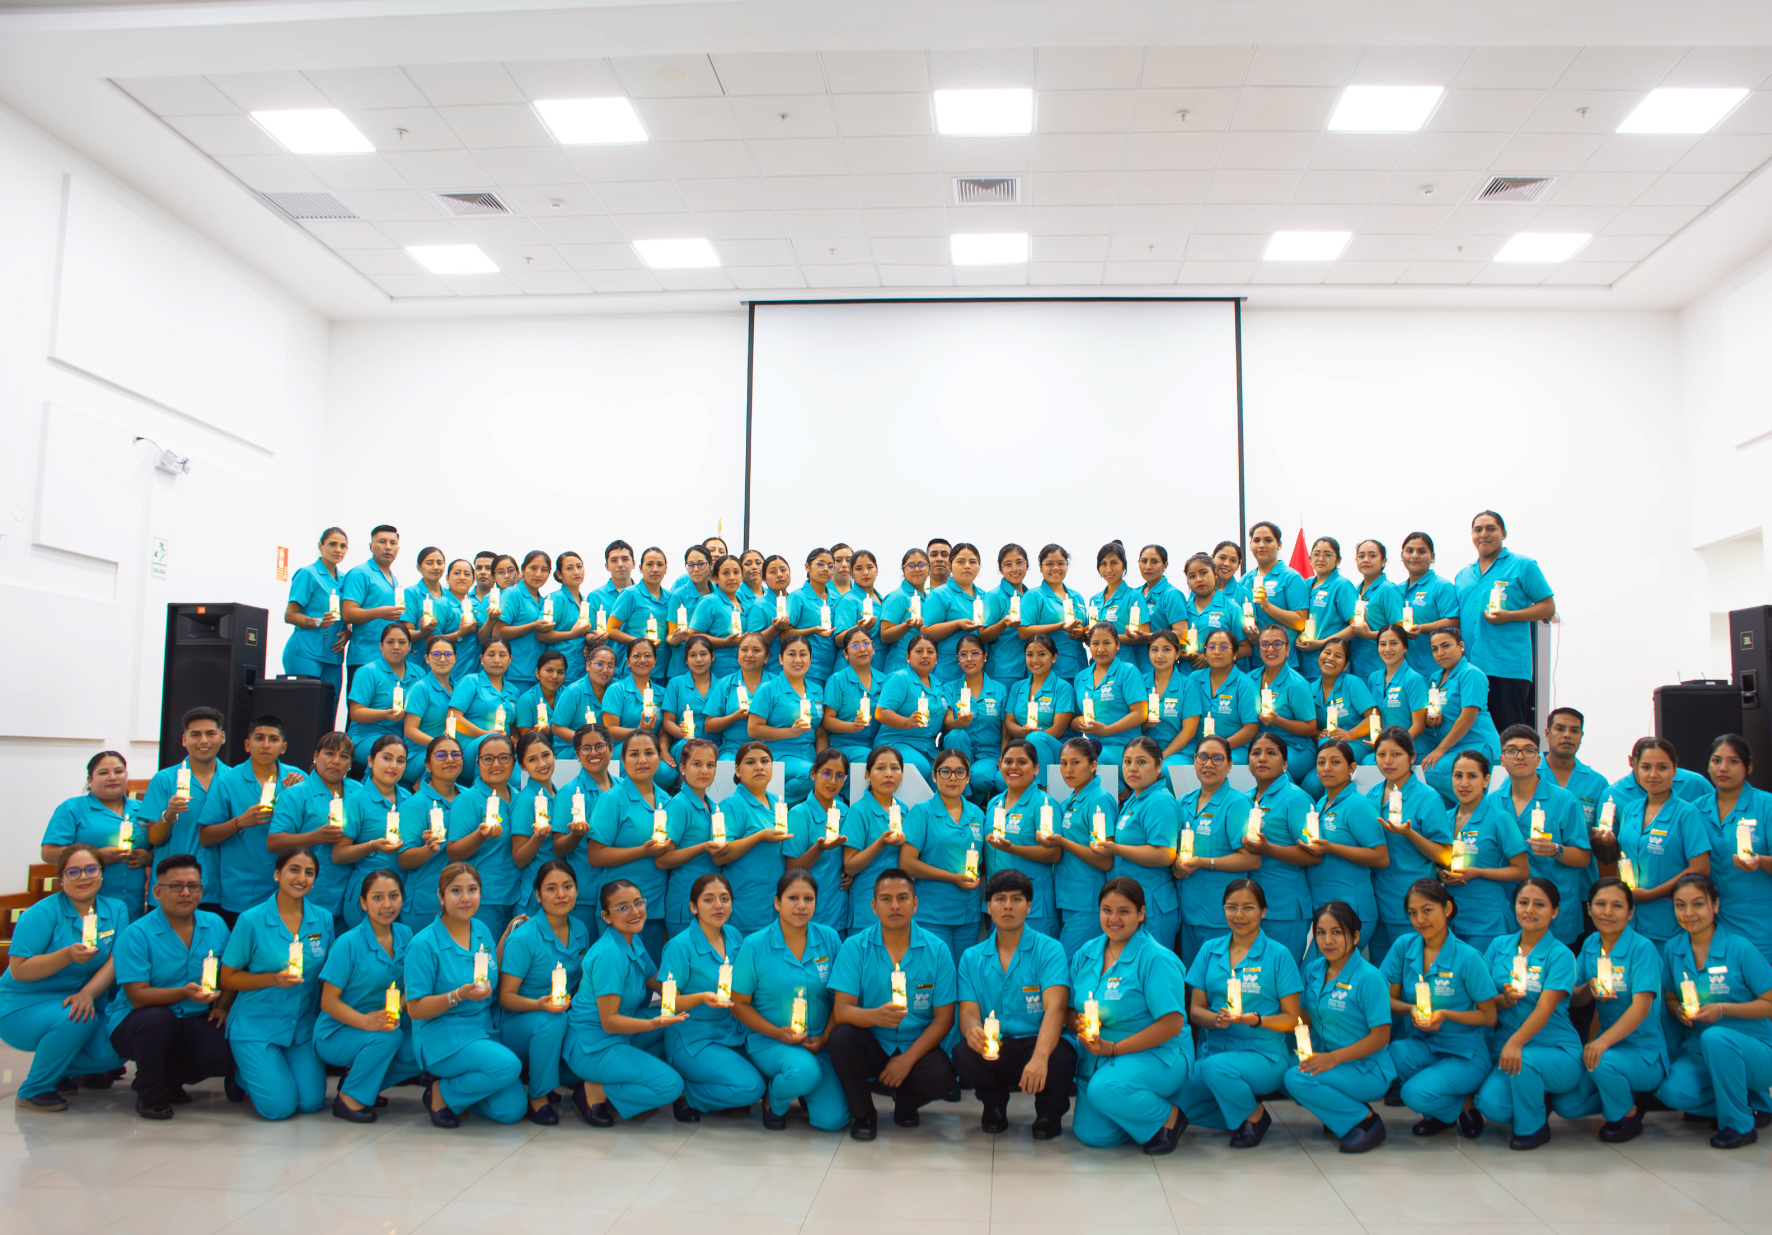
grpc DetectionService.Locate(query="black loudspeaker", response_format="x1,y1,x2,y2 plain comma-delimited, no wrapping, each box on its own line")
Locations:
158,603,267,769
252,676,338,769
1653,681,1741,778
1730,605,1772,789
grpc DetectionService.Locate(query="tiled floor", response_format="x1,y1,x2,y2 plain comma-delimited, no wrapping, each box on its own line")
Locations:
2,1043,1769,1235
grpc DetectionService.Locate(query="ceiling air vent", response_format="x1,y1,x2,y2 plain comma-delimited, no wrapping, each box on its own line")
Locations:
435,192,512,217
1475,176,1555,204
953,177,1021,205
261,191,359,220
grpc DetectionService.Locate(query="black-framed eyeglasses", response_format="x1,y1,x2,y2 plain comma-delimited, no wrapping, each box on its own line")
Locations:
481,754,514,766
935,767,969,781
63,865,102,880
433,751,463,761
1194,753,1227,767
158,881,203,894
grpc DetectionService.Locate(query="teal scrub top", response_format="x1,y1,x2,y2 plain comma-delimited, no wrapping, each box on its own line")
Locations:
958,927,1069,1039
402,585,463,656
559,771,611,907
600,675,667,766
513,684,572,763
1490,776,1587,944
1307,785,1385,928
141,761,225,902
1574,927,1666,1063
1083,580,1141,649
981,787,1057,916
1252,665,1317,760
1073,658,1148,748
660,922,747,1055
1238,564,1310,670
721,787,789,927
221,895,332,1045
1541,756,1611,831
1367,663,1428,734
1301,950,1394,1072
750,675,823,764
347,657,415,760
1605,769,1717,815
268,775,364,919
341,560,399,666
1069,927,1192,1078
42,793,150,915
1662,924,1772,1051
341,783,411,919
447,673,520,744
1184,669,1258,759
1425,658,1501,761
986,581,1031,684
1249,778,1316,922
665,577,714,680
1112,783,1182,917
610,583,670,672
1483,931,1581,1056
1709,786,1772,953
545,587,591,683
403,672,457,766
398,782,457,919
830,923,958,1052
1380,929,1499,1058
732,920,843,1053
689,591,748,679
1398,570,1460,677
876,581,926,677
1347,576,1402,680
0,893,123,1017
784,797,850,933
663,671,720,746
502,912,591,1001
456,590,493,681
741,592,789,676
1177,783,1254,926
1175,590,1243,661
498,583,551,684
315,919,412,1041
844,794,908,931
875,670,950,762
1125,576,1183,676
925,578,989,683
822,666,883,752
663,788,716,930
286,558,345,667
951,675,1009,762
1020,582,1089,679
1447,796,1528,937
1008,672,1076,742
587,777,672,908
902,797,984,926
708,672,767,760
1186,930,1303,1059
1312,671,1377,738
1141,665,1198,754
1054,783,1117,914
832,586,887,657
786,583,840,682
447,782,521,907
198,761,305,913
1366,776,1453,927
107,908,232,1034
568,927,659,1054
1618,796,1710,940
404,916,500,1066
1455,548,1553,683
556,676,611,736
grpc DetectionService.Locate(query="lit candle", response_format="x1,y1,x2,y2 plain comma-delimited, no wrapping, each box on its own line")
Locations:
820,602,832,633
861,595,874,620
1202,714,1215,738
118,817,133,853
915,694,929,726
1261,686,1276,715
200,950,218,992
963,847,979,880
446,712,457,738
390,684,404,714
1087,600,1099,623
909,593,923,622
661,974,677,1016
1245,805,1263,841
1617,855,1636,888
798,696,812,723
717,963,733,1004
1738,821,1756,859
1026,696,1040,729
536,699,549,730
1511,954,1529,993
328,590,341,618
735,684,751,710
1062,595,1074,624
1242,599,1256,628
493,705,507,733
712,809,727,844
1303,810,1320,843
1595,954,1615,997
677,604,689,628
1179,828,1195,860
1680,977,1700,1018
485,795,501,827
534,796,550,832
385,981,401,1024
858,697,871,724
328,797,345,828
1037,803,1054,838
652,809,668,843
287,939,303,978
1294,1022,1313,1058
643,684,656,708
571,791,586,824
1129,602,1141,629
958,685,972,716
1530,806,1548,840
1414,980,1432,1019
1401,603,1415,630
992,806,1007,841
1598,801,1616,833
983,1010,1001,1060
1082,993,1101,1039
972,595,985,624
1147,688,1160,717
825,806,841,843
428,803,446,844
384,809,400,845
1388,789,1404,828
551,963,568,1004
646,615,660,641
489,587,502,617
1353,598,1367,627
259,778,276,809
81,912,98,948
1226,975,1243,1016
790,990,808,1035
422,595,434,622
1008,593,1021,622
1450,838,1468,872
579,599,591,626
1081,696,1096,725
1325,702,1340,730
176,764,191,796
473,948,489,986
1091,808,1107,845
891,965,908,1008
774,801,789,834
1184,626,1200,656
682,708,695,739
393,583,405,609
596,605,607,629
1487,582,1504,615
1301,617,1316,643
888,802,901,832
776,593,789,622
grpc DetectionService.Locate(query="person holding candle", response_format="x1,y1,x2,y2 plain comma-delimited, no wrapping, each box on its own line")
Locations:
659,873,767,1119
1186,629,1260,764
497,860,591,1124
954,869,1075,1137
707,633,769,764
1472,878,1584,1148
1179,879,1303,1147
1397,532,1461,678
784,749,853,936
1252,624,1319,784
1344,540,1402,682
1142,630,1195,769
659,738,725,942
107,854,235,1119
198,717,306,924
400,545,463,663
1455,512,1556,734
0,844,126,1112
947,634,1010,803
218,848,332,1121
1082,540,1141,657
514,651,573,770
731,869,849,1130
688,557,750,680
747,635,824,803
1367,625,1428,744
404,862,527,1127
557,724,617,928
875,634,952,784
1589,739,1710,948
314,869,418,1122
1491,726,1591,948
266,732,360,931
1539,707,1612,833
404,636,462,779
1039,738,1118,957
663,636,721,769
842,747,911,935
489,550,555,694
1441,751,1530,957
1282,900,1395,1153
737,548,769,614
780,547,840,687
1019,544,1090,680
455,553,494,683
339,524,401,690
926,544,1011,687
1003,634,1077,776
603,638,678,792
1237,733,1318,961
607,546,672,674
1301,741,1388,936
446,734,523,939
1300,641,1379,797
41,751,152,923
877,548,929,677
588,540,636,630
557,644,620,760
1654,873,1772,1148
822,630,883,770
447,638,519,781
1366,730,1454,965
1702,735,1772,965
1382,879,1499,1137
983,740,1061,941
743,553,796,674
142,707,229,911
506,732,564,917
832,548,885,650
1173,737,1261,964
282,526,349,693
900,749,987,967
712,742,792,935
987,544,1032,686
1123,543,1182,678
1241,522,1311,673
1067,877,1192,1153
1071,624,1149,779
586,730,674,965
1420,629,1502,807
346,624,415,772
332,736,410,931
1174,551,1246,670
1102,738,1183,949
541,549,599,685
563,877,691,1126
660,544,715,683
396,736,462,933
826,868,960,1139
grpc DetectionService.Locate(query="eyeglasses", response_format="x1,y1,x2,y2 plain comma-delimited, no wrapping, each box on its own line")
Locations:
429,651,456,660
935,767,969,781
63,865,102,880
608,898,646,915
578,743,611,756
814,769,847,781
481,754,514,766
1500,747,1539,760
1194,753,1227,767
1258,641,1287,651
158,882,203,894
433,751,463,761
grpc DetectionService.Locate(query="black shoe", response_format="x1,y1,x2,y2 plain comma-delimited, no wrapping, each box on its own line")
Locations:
892,1108,920,1128
332,1093,376,1124
1600,1113,1644,1143
1457,1108,1485,1139
1412,1116,1452,1137
527,1101,558,1126
1339,1113,1387,1154
762,1105,787,1131
224,1074,245,1104
1757,1110,1772,1129
16,1091,67,1112
1032,1114,1062,1141
72,1072,115,1090
673,1096,702,1124
945,1085,962,1102
168,1088,193,1105
850,1117,878,1141
1229,1107,1272,1149
981,1101,1009,1135
1143,1112,1187,1156
54,1078,78,1093
135,1098,174,1121
1509,1125,1551,1151
373,1095,389,1108
1383,1080,1406,1108
1711,1126,1759,1150
426,1085,460,1129
571,1084,613,1127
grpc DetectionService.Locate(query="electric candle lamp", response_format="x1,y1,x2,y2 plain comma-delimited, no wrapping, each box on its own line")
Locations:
287,940,303,978
717,963,733,1004
1037,803,1053,839
81,913,98,948
1091,808,1107,845
259,778,275,809
1082,993,1101,1040
473,949,489,986
652,809,668,843
774,801,789,834
485,796,501,828
384,810,400,845
712,810,727,844
385,982,401,1024
790,990,808,1035
493,705,507,734
551,963,568,1004
983,1011,1001,1060
825,806,841,843
200,950,218,992
661,975,677,1016
428,804,446,844
176,765,191,796
890,966,908,1008
963,847,979,880
571,792,586,824
1680,977,1700,1019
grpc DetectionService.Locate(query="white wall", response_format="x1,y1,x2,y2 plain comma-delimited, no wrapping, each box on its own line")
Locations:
0,101,330,879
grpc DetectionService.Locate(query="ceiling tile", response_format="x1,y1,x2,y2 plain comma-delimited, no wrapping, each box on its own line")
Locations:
821,50,930,94
482,244,568,271
1662,48,1772,88
1110,205,1195,231
657,140,759,180
1490,132,1605,171
938,136,1033,170
368,272,449,296
337,247,424,274
473,147,578,186
767,176,857,210
948,204,1026,230
439,104,552,148
928,49,1037,90
346,108,464,152
1396,260,1482,283
1037,90,1138,133
1573,234,1665,262
438,272,521,295
841,136,940,174
375,220,467,245
1037,47,1144,90
778,210,868,238
1217,131,1318,169
1581,135,1700,174
1416,232,1506,260
712,53,826,95
732,96,839,139
959,264,1030,286
565,145,671,182
1441,203,1538,233
1324,260,1410,283
1103,261,1179,283
490,185,605,216
508,271,592,294
852,173,945,208
1673,134,1772,172
633,98,740,142
832,94,934,138
1343,233,1430,260
1603,204,1706,233
1246,46,1361,87
304,68,428,110
1029,205,1116,233
299,154,410,192
1519,90,1643,134
451,217,546,245
1177,260,1256,283
1205,169,1301,203
676,177,774,211
871,236,950,264
801,264,880,288
1028,262,1103,284
1470,263,1552,285
1396,132,1512,169
206,71,328,111
329,189,436,221
1033,133,1128,171
1125,132,1223,169
750,138,849,176
1635,171,1744,206
1031,234,1110,260
1426,89,1542,133
1554,47,1687,90
1141,47,1255,88
1109,235,1188,261
1192,203,1286,232
1526,204,1622,231
1250,261,1329,284
1452,48,1578,89
558,242,643,269
711,238,796,265
115,75,239,116
612,212,703,239
861,208,948,236
502,59,624,100
1359,202,1457,232
1119,169,1212,203
1231,87,1340,130
698,211,788,239
1308,134,1411,170
1278,203,1369,229
384,150,491,189
215,154,325,191
1549,171,1655,205
1712,92,1772,135
881,264,959,287
300,219,395,248
592,180,690,213
1186,233,1266,260
1376,169,1483,204
1131,88,1240,131
1350,46,1474,85
403,63,524,107
584,268,664,292
611,56,724,99
535,216,626,243
1543,262,1635,285
729,266,811,289
1027,171,1120,205
653,268,735,290
166,114,283,157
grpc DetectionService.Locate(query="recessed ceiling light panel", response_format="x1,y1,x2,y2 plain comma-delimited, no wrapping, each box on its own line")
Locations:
1262,231,1352,261
251,109,375,154
633,238,721,268
534,97,648,145
1616,87,1749,134
1327,85,1445,133
950,233,1029,265
934,89,1034,135
406,245,498,274
1493,232,1592,263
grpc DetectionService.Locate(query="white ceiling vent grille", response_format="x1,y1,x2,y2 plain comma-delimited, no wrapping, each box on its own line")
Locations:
435,192,512,217
1475,176,1555,203
261,191,359,220
953,177,1021,205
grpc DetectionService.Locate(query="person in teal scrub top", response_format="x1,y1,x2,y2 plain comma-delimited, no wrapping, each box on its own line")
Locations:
315,868,417,1123
347,624,415,771
506,734,564,917
833,549,886,655
558,644,620,758
403,636,459,779
747,635,823,803
1538,708,1610,842
1175,552,1245,669
688,557,748,679
658,873,767,1119
449,557,488,683
782,547,840,687
731,869,849,1131
554,726,615,935
925,543,995,684
981,742,1060,940
401,546,463,666
1082,540,1140,655
494,550,557,694
711,743,792,935
877,549,929,678
496,860,591,1124
0,844,126,1112
841,748,910,935
1703,736,1772,965
663,634,722,755
142,707,228,910
1180,879,1304,1148
657,738,723,942
1420,630,1501,807
270,731,369,929
1252,625,1319,783
875,635,951,783
704,633,767,763
1493,725,1590,947
1344,540,1402,681
541,550,600,684
783,749,852,936
1241,522,1311,672
736,548,768,615
743,554,794,674
446,734,523,938
1102,738,1182,949
1282,901,1395,1153
1188,630,1259,764
198,717,307,921
1067,877,1192,1153
1238,733,1317,960
662,544,715,683
42,751,151,922
987,544,1031,685
1302,742,1388,933
1019,544,1090,680
1398,532,1461,679
602,639,677,791
398,737,461,933
1442,751,1530,956
587,730,674,964
1143,631,1196,769
1456,512,1555,734
1589,739,1711,947
1382,878,1499,1138
218,848,332,1120
1367,730,1454,965
1173,737,1259,964
1368,625,1428,746
340,524,402,688
513,651,571,770
1122,543,1181,678
1300,640,1379,797
822,631,883,768
608,546,671,674
1038,738,1117,957
1071,624,1149,778
445,637,516,783
949,635,1008,802
1293,538,1358,683
900,749,985,967
282,526,349,693
1004,635,1077,775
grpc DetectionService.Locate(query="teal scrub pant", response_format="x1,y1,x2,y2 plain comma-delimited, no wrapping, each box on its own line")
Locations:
779,758,812,804
1301,748,1375,799
1142,908,1180,953
403,911,438,934
748,1040,850,1130
1550,1042,1666,1123
282,648,342,696
1024,731,1065,774
1367,921,1406,969
1180,1048,1288,1129
1266,918,1310,962
1656,1028,1772,1135
1179,923,1229,967
1072,1052,1190,1147
473,903,515,940
499,1007,574,1098
572,905,602,942
1423,760,1458,808
1284,745,1315,784
1059,909,1099,959
1475,1045,1584,1135
1390,1038,1489,1124
1454,931,1502,961
666,1040,766,1112
316,1024,421,1107
921,921,982,969
566,1027,684,1118
0,1002,125,1100
1284,1055,1395,1136
231,1036,326,1121
429,1038,526,1123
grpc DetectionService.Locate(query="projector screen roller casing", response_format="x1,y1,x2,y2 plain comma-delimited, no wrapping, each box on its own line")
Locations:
746,299,1244,588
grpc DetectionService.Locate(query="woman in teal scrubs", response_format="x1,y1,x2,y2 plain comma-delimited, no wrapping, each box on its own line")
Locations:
841,747,910,935
608,547,671,674
1294,538,1358,683
1143,631,1197,769
1302,741,1387,934
832,549,885,652
1072,624,1149,778
1590,739,1710,947
446,734,522,938
41,751,151,923
821,631,882,769
1345,540,1402,681
1551,877,1667,1141
333,736,409,930
784,749,852,936
347,624,415,771
282,527,348,693
1443,751,1530,956
403,636,458,780
659,873,767,1118
1173,737,1259,964
449,638,518,779
1238,733,1317,960
663,544,716,683
1189,630,1259,764
1067,877,1191,1153
988,544,1031,685
1420,630,1501,806
447,559,485,683
1398,532,1462,678
1301,641,1380,797
711,743,790,935
557,726,615,927
540,550,597,685
1038,738,1117,957
1242,522,1311,672
732,869,849,1130
1704,735,1772,964
949,635,1008,803
875,635,951,783
586,730,673,965
498,550,557,694
1084,541,1140,653
558,644,619,747
748,635,823,803
1367,730,1454,964
900,750,986,967
508,733,565,917
877,549,929,677
398,737,462,933
219,848,332,1121
663,636,722,761
1124,543,1181,678
659,739,724,942
497,859,590,1124
401,546,463,664
782,548,840,687
1368,625,1428,747
563,877,691,1126
1103,738,1182,949
515,651,572,769
706,633,770,763
1253,625,1319,783
1283,900,1395,1153
743,554,794,674
602,639,676,792
315,868,417,1122
738,549,769,615
1472,878,1583,1147
1180,879,1303,1147
0,844,125,1112
924,544,992,683
981,741,1060,939
1655,873,1772,1149
405,862,527,1127
688,557,748,680
1175,553,1244,669
1382,878,1500,1137
1004,635,1077,775
1019,544,1090,680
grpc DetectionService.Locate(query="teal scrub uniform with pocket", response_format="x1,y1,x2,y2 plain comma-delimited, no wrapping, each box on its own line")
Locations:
1655,925,1772,1135
1300,672,1379,797
689,591,748,679
822,666,882,767
0,895,125,1100
986,582,1030,685
141,761,225,908
456,592,492,682
1073,657,1148,777
663,788,716,941
446,783,521,939
842,793,906,934
1124,576,1182,677
1142,667,1199,769
557,771,610,936
733,920,849,1129
340,785,412,929
546,588,591,684
513,684,569,764
397,784,455,931
1239,564,1310,672
1083,583,1139,652
749,675,822,803
564,928,685,1117
1490,777,1587,946
1007,673,1076,774
1249,779,1316,960
1299,573,1358,683
1175,590,1243,666
830,923,958,1055
1180,930,1303,1129
1707,785,1772,965
403,586,462,661
1068,928,1192,1147
556,677,611,751
268,775,363,927
587,778,673,964
1175,784,1254,965
1445,796,1528,956
284,558,345,690
1454,548,1553,686
784,797,850,934
498,584,551,692
1422,658,1501,805
660,923,766,1113
221,896,333,1120
981,787,1059,939
1616,796,1709,945
1347,577,1402,681
876,582,924,678
1366,663,1428,739
663,673,719,758
1111,783,1182,950
198,762,306,915
1021,582,1089,679
926,579,988,684
1398,570,1460,678
875,671,949,782
786,583,840,685
42,793,151,922
341,561,398,670
610,584,670,676
601,676,679,793
1185,670,1258,764
497,912,591,1099
721,789,790,937
347,658,415,768
403,672,456,776
1252,665,1318,783
1306,786,1385,931
902,797,985,966
946,676,1008,802
1283,950,1397,1135
403,917,526,1123
1551,927,1667,1123
665,577,714,682
1381,930,1499,1124
1054,783,1117,958
315,919,420,1108
742,593,789,676
1474,931,1584,1136
1365,776,1452,963
105,905,232,1085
